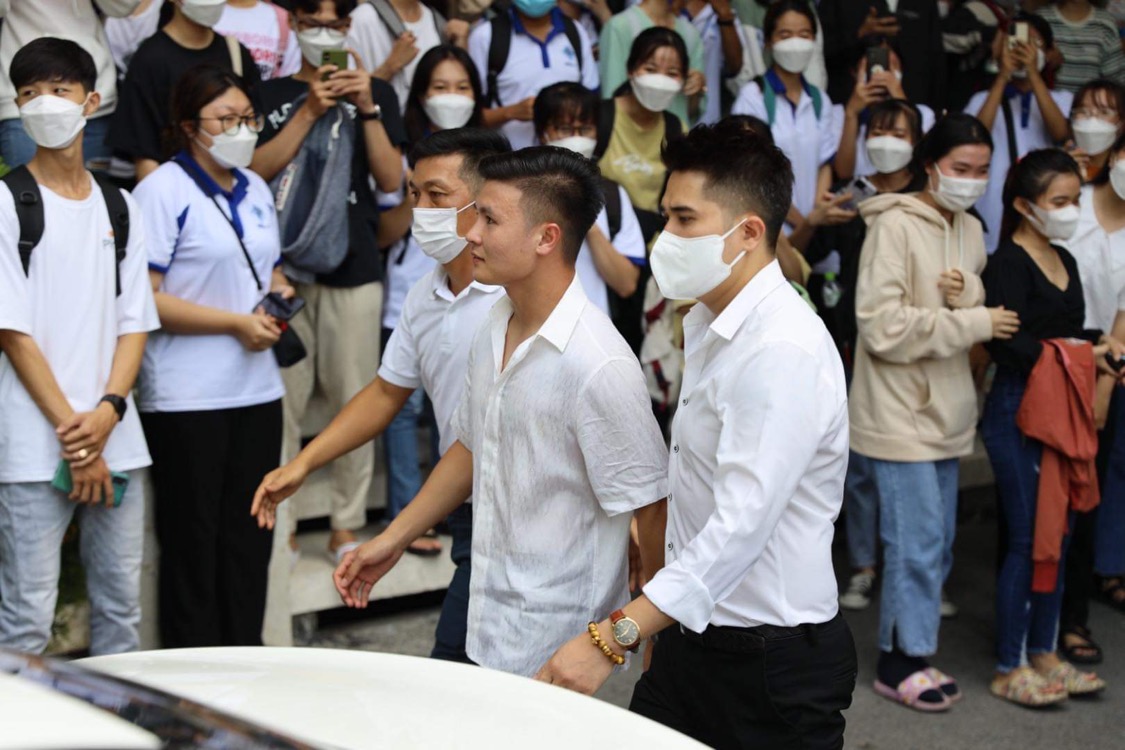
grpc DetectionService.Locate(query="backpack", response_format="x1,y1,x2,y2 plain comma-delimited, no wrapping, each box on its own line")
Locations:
754,74,822,127
2,166,129,296
600,176,621,240
271,1,292,78
485,10,585,107
593,98,683,161
366,0,447,42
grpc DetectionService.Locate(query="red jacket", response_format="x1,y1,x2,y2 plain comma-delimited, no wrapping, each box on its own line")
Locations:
1016,339,1100,594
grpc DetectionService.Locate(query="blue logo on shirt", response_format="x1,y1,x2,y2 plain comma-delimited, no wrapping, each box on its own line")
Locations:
251,204,269,228
563,47,575,61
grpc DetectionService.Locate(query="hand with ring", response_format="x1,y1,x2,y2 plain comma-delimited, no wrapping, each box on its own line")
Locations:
57,403,119,469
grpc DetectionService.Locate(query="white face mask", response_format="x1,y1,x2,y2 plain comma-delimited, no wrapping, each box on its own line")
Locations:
1110,160,1125,201
929,168,988,213
865,135,914,174
423,93,476,130
1073,117,1118,156
650,219,748,300
199,123,258,170
297,27,348,68
19,94,88,149
630,74,682,113
412,202,475,264
180,0,226,28
1025,202,1079,241
1010,48,1047,79
771,37,816,74
549,135,597,159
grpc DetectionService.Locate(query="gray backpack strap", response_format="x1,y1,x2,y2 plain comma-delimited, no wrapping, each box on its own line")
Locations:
369,0,408,38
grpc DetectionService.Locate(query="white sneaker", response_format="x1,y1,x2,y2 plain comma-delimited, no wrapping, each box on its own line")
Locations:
839,571,876,611
940,589,958,619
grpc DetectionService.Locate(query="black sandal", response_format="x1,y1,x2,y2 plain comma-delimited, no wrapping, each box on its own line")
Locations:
1059,625,1104,666
1096,576,1125,613
405,529,443,558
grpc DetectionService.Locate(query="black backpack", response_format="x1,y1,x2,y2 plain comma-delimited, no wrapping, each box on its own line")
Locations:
2,165,129,296
593,97,682,162
600,176,621,240
486,9,585,107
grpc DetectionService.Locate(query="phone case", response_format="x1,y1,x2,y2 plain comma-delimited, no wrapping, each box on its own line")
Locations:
51,460,128,507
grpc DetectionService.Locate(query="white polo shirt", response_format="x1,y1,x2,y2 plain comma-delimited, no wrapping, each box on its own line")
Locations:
468,8,600,149
379,266,504,456
643,261,848,632
965,87,1073,253
578,185,646,316
1066,184,1125,332
451,274,668,676
0,177,159,483
732,73,842,220
348,0,444,109
133,157,285,413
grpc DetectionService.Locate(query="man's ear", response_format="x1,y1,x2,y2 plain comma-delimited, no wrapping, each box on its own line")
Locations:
536,222,564,258
738,215,768,257
83,91,101,117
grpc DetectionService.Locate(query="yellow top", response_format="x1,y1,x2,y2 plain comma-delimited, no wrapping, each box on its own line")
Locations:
598,100,669,215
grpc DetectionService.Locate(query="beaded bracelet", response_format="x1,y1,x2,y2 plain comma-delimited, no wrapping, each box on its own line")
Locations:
588,622,626,666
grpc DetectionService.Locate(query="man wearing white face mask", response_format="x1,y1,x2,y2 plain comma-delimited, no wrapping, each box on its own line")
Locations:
252,0,406,563
252,129,510,663
967,14,1071,254
108,0,260,182
0,38,158,655
536,120,857,747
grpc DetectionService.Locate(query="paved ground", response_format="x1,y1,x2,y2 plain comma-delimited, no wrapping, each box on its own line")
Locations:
308,489,1125,749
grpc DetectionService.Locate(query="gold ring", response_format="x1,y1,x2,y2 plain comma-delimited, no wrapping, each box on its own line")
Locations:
77,449,89,460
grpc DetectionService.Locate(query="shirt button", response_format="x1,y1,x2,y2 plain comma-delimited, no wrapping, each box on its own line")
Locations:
673,445,679,453
681,398,688,405
667,542,674,550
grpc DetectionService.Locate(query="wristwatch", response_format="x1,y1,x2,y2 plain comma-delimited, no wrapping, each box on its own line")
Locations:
99,394,127,422
357,104,382,121
610,609,641,652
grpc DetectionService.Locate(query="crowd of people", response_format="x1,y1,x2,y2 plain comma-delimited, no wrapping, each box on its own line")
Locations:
3,0,1125,746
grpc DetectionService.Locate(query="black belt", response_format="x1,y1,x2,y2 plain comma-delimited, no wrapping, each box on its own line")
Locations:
673,612,843,654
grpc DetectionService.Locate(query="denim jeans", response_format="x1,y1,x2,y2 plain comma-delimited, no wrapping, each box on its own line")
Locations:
0,115,113,170
384,387,426,520
982,369,1070,673
1095,386,1125,576
845,451,880,570
431,502,473,663
870,457,958,656
0,472,145,655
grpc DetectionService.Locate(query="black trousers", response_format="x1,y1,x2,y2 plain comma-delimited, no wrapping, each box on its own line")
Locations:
630,613,857,750
142,400,282,648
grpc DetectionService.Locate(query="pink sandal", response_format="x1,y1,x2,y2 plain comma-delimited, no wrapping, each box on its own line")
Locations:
874,670,953,712
924,667,962,703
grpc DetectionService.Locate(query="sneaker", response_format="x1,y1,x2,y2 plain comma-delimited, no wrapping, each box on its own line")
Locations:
940,589,958,619
840,571,876,610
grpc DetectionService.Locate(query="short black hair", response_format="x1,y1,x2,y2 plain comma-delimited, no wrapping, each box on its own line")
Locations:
626,27,689,75
10,37,97,94
916,112,993,167
166,64,254,157
1073,78,1125,126
663,120,793,248
408,127,512,190
477,146,605,264
291,0,357,15
533,81,598,138
763,0,817,42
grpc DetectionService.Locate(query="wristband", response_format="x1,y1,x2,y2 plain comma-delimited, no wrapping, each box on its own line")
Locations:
587,622,625,665
717,18,735,26
358,105,382,121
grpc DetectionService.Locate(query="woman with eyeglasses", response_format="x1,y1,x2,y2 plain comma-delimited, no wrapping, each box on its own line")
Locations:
1066,79,1125,183
132,64,293,648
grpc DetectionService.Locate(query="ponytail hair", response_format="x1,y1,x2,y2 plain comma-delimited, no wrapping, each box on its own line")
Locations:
999,148,1081,243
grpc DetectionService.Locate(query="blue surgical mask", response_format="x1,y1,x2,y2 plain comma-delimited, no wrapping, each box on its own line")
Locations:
513,0,557,18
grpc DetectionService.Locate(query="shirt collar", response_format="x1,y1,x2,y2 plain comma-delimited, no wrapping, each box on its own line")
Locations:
684,260,788,342
173,150,249,205
765,68,811,99
488,273,588,354
509,7,566,44
431,266,503,302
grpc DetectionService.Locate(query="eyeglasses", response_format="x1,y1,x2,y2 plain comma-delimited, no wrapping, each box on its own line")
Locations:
1073,107,1119,120
198,113,265,136
295,18,350,32
551,124,596,138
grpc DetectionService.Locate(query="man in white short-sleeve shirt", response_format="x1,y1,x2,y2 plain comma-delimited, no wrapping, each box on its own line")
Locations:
0,38,158,655
332,146,668,677
253,129,510,662
469,3,599,149
537,123,856,748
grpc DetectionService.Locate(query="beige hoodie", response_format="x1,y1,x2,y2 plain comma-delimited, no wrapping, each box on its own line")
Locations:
850,193,994,462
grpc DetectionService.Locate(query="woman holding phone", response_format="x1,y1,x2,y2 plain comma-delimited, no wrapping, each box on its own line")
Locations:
133,64,292,649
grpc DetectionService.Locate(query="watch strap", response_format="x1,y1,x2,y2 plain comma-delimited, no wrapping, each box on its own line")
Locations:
610,609,641,652
99,394,127,421
357,106,382,121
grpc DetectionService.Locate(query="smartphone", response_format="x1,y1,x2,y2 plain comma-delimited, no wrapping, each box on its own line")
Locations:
52,459,129,507
256,291,306,322
1010,20,1029,48
1106,352,1125,372
321,49,348,80
865,46,890,80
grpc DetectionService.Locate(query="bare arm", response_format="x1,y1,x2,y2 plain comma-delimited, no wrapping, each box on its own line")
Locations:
378,200,413,250
635,498,667,583
149,270,243,336
362,116,402,193
585,226,640,298
0,330,74,427
134,158,159,183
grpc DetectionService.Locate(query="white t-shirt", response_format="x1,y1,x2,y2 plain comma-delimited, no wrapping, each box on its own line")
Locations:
964,88,1073,253
0,177,159,483
348,0,444,109
469,9,600,149
1066,184,1125,332
577,185,645,316
132,158,285,413
104,0,163,76
451,275,668,676
215,1,302,82
379,267,504,457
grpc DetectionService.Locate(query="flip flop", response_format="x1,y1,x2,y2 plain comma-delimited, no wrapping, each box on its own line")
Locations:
1059,626,1104,666
874,670,952,712
405,529,443,557
924,667,962,703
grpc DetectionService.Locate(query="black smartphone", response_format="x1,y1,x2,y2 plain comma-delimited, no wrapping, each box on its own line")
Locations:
866,46,890,80
321,49,348,80
257,292,306,321
1106,352,1125,372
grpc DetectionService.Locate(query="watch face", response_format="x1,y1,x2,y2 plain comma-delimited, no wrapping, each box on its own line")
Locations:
613,617,640,646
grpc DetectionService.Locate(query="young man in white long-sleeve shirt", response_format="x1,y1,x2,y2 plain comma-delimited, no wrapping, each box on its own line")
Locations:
537,121,857,749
